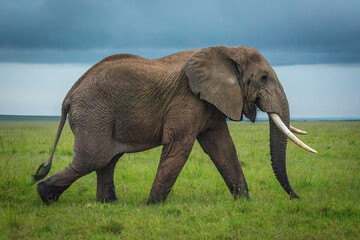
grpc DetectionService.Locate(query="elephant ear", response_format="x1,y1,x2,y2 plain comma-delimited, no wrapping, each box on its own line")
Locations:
185,46,243,120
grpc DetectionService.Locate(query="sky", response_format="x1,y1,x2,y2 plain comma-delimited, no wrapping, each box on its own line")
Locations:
0,0,360,118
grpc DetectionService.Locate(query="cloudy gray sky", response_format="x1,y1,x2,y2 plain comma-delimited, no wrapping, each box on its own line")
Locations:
0,0,360,118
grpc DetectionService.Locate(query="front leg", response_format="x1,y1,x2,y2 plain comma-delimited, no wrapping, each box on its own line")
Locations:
197,119,249,199
147,138,195,204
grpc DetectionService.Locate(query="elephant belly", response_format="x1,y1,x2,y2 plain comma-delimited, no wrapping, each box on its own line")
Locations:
112,116,163,152
113,141,160,154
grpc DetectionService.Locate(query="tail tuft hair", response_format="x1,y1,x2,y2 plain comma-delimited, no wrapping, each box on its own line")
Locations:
31,162,52,185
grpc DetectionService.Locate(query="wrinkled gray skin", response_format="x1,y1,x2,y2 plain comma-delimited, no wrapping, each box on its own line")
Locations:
33,46,299,205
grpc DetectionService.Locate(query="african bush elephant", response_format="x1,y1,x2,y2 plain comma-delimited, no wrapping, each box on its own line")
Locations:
33,46,316,205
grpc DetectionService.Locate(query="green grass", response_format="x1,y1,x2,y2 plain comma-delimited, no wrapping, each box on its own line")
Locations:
0,120,359,239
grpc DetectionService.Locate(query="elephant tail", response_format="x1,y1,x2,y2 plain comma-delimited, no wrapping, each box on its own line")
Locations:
31,102,70,184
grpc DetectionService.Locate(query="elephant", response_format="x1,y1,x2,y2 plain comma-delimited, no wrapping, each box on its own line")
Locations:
32,46,317,205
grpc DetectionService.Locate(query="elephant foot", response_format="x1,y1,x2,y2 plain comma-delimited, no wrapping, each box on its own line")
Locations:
96,188,118,203
146,198,165,205
146,192,168,205
37,181,68,205
233,191,250,200
231,184,250,200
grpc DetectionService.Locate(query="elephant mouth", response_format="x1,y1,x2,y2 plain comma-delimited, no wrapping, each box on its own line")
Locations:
243,97,261,122
243,104,257,122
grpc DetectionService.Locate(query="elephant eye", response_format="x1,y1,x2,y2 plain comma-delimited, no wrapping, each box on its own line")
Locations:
261,75,268,83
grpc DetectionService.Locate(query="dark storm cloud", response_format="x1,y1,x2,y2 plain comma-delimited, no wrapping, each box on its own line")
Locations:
1,0,359,64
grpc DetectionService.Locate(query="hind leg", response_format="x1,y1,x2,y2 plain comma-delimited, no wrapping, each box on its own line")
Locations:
37,163,89,205
37,147,95,205
37,136,115,205
96,154,122,203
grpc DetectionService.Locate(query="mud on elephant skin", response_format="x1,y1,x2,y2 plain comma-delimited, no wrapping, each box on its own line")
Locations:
32,46,317,205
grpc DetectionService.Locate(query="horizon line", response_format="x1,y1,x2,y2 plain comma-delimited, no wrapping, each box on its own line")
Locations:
1,114,359,122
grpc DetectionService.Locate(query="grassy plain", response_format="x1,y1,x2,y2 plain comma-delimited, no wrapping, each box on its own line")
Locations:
0,120,359,239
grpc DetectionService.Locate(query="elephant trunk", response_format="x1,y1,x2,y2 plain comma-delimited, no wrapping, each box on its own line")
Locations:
268,100,299,199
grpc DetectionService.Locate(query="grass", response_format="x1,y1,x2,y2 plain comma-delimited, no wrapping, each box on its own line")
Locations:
0,120,359,239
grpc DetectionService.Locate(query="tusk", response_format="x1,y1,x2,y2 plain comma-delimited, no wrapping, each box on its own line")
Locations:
290,126,307,135
269,113,317,154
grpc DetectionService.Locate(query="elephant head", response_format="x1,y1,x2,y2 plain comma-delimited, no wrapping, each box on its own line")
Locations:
185,46,317,199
